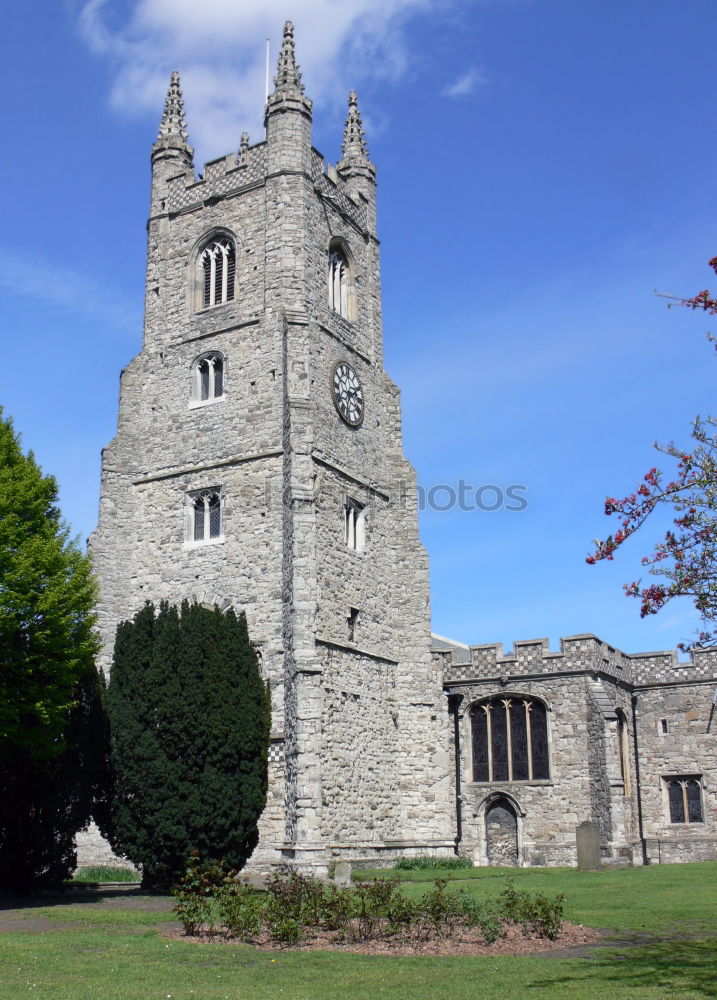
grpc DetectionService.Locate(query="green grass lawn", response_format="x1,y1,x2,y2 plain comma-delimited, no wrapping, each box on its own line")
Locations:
0,863,715,1000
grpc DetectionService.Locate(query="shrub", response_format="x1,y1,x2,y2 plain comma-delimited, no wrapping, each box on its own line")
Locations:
520,891,565,940
498,879,565,940
394,856,473,871
265,871,326,944
172,852,231,936
419,879,461,937
173,864,565,946
457,894,505,944
320,884,355,932
385,892,419,937
352,878,402,940
218,880,265,940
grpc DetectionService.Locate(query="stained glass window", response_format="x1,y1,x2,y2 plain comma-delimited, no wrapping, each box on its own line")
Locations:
470,697,549,782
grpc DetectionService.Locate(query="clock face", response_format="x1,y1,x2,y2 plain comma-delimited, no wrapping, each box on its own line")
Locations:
332,361,364,427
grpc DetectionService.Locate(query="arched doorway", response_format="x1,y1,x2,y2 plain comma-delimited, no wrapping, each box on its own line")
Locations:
485,797,519,867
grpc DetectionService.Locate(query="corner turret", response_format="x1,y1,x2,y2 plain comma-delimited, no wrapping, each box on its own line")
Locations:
150,71,194,216
337,91,377,232
264,22,313,173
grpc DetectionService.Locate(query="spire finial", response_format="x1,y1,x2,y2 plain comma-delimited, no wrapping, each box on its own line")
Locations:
273,20,304,95
157,71,190,142
342,90,370,163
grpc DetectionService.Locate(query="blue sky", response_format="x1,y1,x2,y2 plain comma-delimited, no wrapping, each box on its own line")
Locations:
1,0,716,656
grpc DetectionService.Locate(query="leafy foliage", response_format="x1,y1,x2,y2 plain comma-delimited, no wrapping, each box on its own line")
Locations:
0,410,108,893
106,601,270,889
72,866,138,883
498,879,565,939
588,257,717,649
172,862,565,945
394,855,473,871
0,409,99,760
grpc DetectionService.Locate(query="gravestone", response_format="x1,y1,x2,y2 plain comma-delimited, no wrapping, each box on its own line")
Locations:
333,861,352,887
576,821,601,870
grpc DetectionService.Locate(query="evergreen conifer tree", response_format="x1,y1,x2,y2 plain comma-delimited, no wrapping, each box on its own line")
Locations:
0,409,108,893
106,601,270,888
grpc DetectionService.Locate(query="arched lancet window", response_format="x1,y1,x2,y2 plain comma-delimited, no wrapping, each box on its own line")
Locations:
199,237,235,308
616,709,630,795
188,489,223,544
470,696,549,782
665,777,703,824
328,243,353,320
191,352,225,405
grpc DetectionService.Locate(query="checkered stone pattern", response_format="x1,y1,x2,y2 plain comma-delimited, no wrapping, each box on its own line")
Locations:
165,144,269,214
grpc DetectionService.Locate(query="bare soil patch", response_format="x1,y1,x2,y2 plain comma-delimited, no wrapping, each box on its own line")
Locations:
167,920,602,957
0,912,77,934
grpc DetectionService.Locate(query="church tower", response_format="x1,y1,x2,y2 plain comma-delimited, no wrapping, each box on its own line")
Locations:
91,23,454,870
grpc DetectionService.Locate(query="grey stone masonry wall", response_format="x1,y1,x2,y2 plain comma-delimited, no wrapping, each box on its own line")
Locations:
80,30,454,873
439,633,717,867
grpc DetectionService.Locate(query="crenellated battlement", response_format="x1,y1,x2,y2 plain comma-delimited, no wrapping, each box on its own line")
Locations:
160,141,268,215
435,632,717,688
157,140,371,231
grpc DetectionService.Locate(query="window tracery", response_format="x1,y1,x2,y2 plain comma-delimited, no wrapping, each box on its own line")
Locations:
471,696,549,782
665,777,703,823
191,352,225,405
200,238,235,308
328,244,352,319
187,489,223,545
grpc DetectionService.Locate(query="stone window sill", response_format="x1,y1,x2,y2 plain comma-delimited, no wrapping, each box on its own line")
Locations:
183,535,226,550
188,395,226,410
467,780,554,788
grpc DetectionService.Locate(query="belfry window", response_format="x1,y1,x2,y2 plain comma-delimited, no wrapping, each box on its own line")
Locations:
200,238,235,308
345,497,366,552
665,777,703,824
328,245,351,319
191,352,225,405
188,489,223,545
471,696,549,782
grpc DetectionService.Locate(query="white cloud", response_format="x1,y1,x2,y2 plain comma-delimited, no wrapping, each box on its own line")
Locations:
442,67,484,99
0,247,140,333
77,0,443,162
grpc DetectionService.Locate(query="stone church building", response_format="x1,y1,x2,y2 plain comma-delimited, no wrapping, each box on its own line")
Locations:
81,23,717,872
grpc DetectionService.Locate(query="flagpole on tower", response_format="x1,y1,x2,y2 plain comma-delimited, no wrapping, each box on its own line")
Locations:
265,38,270,101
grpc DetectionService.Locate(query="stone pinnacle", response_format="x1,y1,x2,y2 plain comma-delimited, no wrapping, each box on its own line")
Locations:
157,71,190,142
342,90,370,162
273,21,304,95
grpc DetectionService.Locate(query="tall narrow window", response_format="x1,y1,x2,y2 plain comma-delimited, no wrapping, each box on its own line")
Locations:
188,489,223,545
616,710,630,794
665,777,704,823
328,244,352,319
470,696,550,782
191,352,225,405
347,607,359,642
200,238,235,308
344,497,366,551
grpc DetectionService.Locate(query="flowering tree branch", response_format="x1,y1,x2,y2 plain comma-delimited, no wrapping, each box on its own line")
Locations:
588,258,717,650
